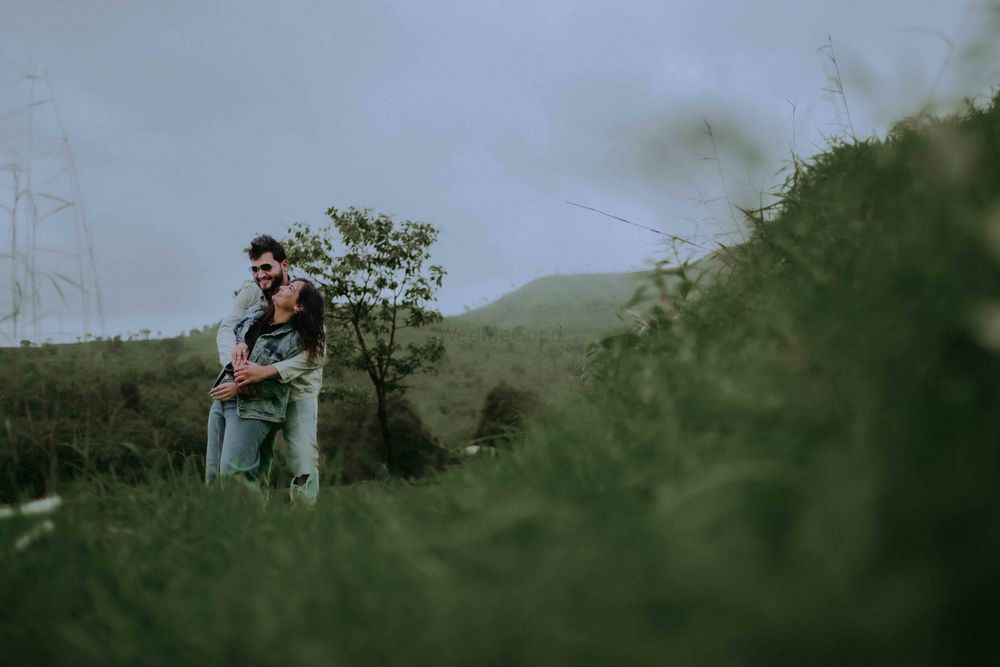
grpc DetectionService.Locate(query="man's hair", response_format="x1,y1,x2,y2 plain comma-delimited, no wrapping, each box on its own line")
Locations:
248,234,287,262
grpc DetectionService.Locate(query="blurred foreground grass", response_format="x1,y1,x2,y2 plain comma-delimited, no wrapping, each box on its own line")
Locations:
5,96,1000,663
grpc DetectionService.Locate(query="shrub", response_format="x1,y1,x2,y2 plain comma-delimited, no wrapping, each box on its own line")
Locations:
317,396,454,483
472,382,540,447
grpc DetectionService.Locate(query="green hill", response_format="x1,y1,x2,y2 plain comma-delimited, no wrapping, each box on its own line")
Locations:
454,271,654,334
405,258,729,444
455,252,731,334
408,271,662,444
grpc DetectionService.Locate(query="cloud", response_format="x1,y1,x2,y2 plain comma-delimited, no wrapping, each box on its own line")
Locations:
2,0,996,338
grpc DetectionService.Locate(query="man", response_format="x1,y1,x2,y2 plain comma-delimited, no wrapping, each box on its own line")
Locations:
216,234,324,504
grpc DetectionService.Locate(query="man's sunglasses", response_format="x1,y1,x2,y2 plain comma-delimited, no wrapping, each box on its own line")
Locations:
250,263,278,274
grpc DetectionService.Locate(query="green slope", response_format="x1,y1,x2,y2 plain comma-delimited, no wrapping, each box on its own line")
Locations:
454,271,654,335
402,261,729,445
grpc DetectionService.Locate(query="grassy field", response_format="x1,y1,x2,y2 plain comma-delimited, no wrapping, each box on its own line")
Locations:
4,96,1000,663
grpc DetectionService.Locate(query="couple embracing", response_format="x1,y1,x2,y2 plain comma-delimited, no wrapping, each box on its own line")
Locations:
205,235,326,504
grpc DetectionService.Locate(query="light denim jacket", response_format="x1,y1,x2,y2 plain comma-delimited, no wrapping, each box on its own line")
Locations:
212,307,304,423
216,281,325,400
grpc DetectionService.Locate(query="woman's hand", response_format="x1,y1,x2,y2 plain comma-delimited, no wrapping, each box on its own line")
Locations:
235,362,278,387
232,342,250,369
209,382,239,401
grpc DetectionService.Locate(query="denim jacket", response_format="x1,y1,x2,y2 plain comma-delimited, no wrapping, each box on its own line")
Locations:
212,307,304,423
217,280,324,400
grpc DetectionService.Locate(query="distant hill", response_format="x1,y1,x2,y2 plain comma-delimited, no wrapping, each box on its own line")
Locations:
403,257,730,443
451,251,731,336
453,271,655,336
396,270,671,444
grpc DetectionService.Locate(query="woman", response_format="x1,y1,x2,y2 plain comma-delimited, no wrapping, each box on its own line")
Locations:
205,278,325,487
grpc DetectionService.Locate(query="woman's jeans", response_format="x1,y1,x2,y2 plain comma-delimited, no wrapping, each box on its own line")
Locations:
205,399,276,487
283,397,320,505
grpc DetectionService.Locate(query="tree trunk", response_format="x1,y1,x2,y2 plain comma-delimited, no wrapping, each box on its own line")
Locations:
376,387,392,471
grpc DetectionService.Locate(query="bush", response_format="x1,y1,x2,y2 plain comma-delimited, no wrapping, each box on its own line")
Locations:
318,396,454,483
567,95,1000,661
472,382,540,447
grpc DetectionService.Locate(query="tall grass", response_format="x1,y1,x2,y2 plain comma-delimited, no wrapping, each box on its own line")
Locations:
0,336,212,500
4,95,1000,664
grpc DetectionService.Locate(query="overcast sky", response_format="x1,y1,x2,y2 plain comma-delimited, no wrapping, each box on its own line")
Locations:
1,0,997,342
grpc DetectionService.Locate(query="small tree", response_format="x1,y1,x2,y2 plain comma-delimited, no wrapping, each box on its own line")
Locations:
284,206,445,471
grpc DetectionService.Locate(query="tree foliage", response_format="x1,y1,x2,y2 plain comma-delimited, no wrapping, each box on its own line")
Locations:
283,206,446,470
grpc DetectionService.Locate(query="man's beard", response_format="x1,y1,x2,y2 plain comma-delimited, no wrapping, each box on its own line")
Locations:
258,267,286,301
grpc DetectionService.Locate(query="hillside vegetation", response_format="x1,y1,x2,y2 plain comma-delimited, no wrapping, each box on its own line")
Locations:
5,96,1000,663
0,270,659,495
